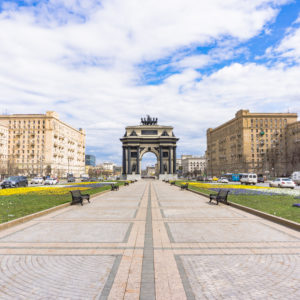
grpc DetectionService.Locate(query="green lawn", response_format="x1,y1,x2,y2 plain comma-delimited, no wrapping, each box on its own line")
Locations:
229,194,300,223
0,183,122,224
173,182,300,223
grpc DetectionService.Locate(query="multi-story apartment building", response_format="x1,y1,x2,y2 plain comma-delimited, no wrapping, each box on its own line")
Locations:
206,110,298,176
0,122,8,177
181,155,206,176
286,121,300,174
0,111,85,177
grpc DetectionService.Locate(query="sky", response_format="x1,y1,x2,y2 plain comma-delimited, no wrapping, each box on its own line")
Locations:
0,0,300,168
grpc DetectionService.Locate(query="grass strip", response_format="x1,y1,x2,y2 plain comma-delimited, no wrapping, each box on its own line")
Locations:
175,183,300,223
0,182,123,224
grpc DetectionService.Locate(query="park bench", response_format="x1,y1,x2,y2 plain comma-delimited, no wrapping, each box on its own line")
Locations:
180,183,189,190
70,190,90,206
124,182,129,186
209,189,230,205
111,184,119,191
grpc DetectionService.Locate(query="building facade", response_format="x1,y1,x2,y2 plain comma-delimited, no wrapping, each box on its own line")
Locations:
181,155,206,176
0,122,8,177
85,154,96,167
206,110,298,176
286,121,300,174
0,111,85,177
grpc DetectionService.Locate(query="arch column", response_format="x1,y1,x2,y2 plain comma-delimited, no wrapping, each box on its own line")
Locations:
169,146,172,174
122,146,126,175
159,146,163,174
136,146,140,174
127,146,131,174
173,146,177,174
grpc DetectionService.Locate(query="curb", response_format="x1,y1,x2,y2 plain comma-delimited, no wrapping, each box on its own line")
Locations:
228,202,300,232
0,188,111,231
173,183,300,232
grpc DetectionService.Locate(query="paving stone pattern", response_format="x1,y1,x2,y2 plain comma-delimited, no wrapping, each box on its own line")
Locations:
0,180,299,299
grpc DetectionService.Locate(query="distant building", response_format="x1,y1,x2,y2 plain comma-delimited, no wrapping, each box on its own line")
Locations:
85,154,96,167
146,166,156,176
206,110,298,176
0,121,8,177
102,162,115,171
113,165,122,176
181,155,206,176
0,111,85,177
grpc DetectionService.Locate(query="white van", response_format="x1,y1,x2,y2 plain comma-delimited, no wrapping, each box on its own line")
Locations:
240,173,257,185
291,171,300,185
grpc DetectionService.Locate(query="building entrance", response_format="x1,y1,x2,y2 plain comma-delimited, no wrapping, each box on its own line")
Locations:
120,116,179,180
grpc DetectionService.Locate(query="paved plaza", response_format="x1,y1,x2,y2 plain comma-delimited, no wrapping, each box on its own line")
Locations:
0,180,299,299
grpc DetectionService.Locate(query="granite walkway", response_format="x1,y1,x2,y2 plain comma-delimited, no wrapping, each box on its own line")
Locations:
0,180,299,299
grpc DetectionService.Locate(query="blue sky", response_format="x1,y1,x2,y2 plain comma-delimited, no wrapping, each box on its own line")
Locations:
0,0,300,168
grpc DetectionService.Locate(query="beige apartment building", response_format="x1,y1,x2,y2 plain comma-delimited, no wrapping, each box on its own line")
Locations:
0,122,8,177
0,111,85,177
286,121,300,174
206,110,298,177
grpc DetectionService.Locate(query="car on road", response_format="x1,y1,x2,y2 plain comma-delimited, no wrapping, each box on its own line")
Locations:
257,175,265,183
89,177,98,182
218,177,229,183
67,177,76,182
269,178,296,189
44,178,58,185
291,171,300,185
1,176,28,188
31,177,44,184
212,176,219,181
240,173,257,185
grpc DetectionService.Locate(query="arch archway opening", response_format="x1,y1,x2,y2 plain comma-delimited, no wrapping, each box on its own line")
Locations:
141,152,158,178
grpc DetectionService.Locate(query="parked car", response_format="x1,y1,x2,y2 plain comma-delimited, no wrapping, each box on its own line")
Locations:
81,177,90,182
240,173,257,185
212,176,219,181
218,177,229,183
291,171,300,185
269,178,295,189
31,177,44,184
44,178,58,185
1,176,28,188
67,177,76,182
257,175,265,183
206,177,213,182
196,176,204,181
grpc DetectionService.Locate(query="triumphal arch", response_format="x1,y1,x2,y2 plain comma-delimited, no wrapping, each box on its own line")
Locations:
120,116,179,180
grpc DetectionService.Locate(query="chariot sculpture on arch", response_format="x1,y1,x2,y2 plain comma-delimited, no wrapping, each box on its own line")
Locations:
141,115,158,126
120,116,179,181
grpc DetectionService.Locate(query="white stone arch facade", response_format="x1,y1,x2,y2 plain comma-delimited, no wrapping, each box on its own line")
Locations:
120,118,179,180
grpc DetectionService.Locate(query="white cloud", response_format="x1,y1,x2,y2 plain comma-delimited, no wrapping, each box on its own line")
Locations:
0,0,298,164
273,26,300,62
